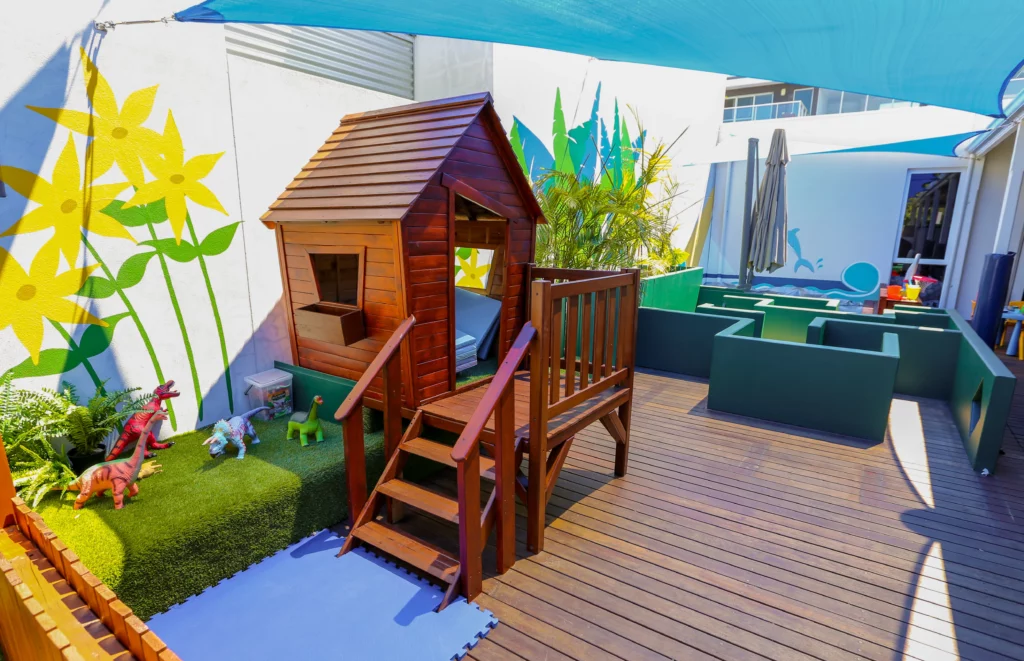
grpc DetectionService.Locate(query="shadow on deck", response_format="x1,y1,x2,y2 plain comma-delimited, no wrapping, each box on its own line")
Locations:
408,368,1024,661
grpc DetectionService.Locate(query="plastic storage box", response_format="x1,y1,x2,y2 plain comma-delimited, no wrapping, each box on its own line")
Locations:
243,369,293,419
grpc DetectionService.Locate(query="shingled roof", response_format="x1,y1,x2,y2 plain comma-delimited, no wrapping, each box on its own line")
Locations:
261,92,544,227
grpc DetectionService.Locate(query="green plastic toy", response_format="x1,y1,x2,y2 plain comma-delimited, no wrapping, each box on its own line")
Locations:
287,395,324,446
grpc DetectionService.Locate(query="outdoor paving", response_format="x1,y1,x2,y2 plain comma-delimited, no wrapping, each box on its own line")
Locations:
411,368,1024,661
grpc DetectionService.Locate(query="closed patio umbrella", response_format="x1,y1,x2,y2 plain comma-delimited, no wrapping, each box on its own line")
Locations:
748,128,789,274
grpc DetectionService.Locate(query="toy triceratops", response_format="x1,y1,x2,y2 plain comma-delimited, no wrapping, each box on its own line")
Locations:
203,407,269,460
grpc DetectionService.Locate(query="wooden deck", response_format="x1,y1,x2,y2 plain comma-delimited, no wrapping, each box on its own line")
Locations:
405,368,1024,661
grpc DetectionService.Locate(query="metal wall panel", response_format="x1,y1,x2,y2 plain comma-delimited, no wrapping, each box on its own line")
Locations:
226,25,414,99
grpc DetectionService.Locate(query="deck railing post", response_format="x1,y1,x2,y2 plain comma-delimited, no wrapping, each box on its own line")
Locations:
528,279,552,553
494,378,516,573
383,351,403,521
457,444,483,600
614,268,641,477
342,406,367,525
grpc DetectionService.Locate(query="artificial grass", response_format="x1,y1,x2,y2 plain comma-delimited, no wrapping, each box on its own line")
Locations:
456,357,498,387
34,417,385,620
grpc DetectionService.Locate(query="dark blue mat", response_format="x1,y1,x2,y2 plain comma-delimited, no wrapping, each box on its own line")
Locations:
148,530,497,660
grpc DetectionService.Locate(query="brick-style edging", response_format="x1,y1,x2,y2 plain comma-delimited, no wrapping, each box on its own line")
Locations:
4,497,180,661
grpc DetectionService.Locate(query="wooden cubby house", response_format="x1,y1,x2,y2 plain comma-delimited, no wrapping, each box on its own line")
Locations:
263,93,545,408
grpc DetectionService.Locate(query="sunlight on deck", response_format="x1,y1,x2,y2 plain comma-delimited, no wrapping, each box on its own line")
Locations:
902,542,960,661
888,398,934,508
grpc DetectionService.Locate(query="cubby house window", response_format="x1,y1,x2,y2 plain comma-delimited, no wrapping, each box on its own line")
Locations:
311,252,361,307
455,247,495,290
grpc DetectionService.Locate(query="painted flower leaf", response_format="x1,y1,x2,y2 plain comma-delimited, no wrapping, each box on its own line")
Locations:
78,312,130,358
198,222,240,257
3,348,82,381
116,251,157,289
103,198,168,228
140,237,197,263
76,276,117,300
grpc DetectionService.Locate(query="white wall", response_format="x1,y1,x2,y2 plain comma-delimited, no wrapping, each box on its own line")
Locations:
954,139,1013,315
0,1,410,435
414,37,493,101
705,151,970,301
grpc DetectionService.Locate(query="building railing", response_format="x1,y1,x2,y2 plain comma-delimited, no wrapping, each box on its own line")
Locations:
724,100,809,122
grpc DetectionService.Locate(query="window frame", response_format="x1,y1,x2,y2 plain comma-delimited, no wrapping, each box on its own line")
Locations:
303,245,365,310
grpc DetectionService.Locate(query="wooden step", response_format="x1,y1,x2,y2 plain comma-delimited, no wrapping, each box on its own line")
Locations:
401,436,497,480
378,479,460,523
352,520,460,584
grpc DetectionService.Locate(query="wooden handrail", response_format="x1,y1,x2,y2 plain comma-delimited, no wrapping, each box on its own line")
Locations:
549,272,634,298
451,322,536,462
335,314,415,524
334,315,416,422
530,267,621,281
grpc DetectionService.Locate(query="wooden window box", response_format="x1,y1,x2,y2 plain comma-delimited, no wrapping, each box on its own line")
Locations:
294,303,365,346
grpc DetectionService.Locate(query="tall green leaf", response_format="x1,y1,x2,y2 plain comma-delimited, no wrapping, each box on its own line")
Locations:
141,237,198,263
552,89,574,175
620,117,635,189
509,120,530,179
198,222,241,257
78,312,131,358
103,198,168,227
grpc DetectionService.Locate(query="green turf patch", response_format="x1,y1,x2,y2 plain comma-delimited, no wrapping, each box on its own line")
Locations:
34,417,384,620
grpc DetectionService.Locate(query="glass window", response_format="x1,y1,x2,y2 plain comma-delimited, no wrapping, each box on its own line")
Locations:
793,88,813,114
866,96,889,111
723,107,735,122
755,104,773,120
817,89,842,114
735,96,754,107
311,253,361,306
734,106,753,121
841,92,867,113
754,93,773,105
897,172,961,261
724,97,736,108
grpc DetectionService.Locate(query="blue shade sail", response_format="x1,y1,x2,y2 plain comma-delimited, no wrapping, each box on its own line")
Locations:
827,131,988,158
175,0,1024,117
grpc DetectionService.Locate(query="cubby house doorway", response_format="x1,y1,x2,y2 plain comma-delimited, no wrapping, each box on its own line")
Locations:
449,189,511,382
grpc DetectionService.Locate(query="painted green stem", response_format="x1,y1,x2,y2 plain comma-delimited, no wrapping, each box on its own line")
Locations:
146,222,204,421
81,234,178,430
185,215,234,414
48,320,103,391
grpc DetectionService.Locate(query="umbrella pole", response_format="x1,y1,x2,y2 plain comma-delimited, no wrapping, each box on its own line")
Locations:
739,138,758,289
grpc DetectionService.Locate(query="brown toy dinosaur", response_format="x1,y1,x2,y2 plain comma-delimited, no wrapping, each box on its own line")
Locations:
70,411,167,510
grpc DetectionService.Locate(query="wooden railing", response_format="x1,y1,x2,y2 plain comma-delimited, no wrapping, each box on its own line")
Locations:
527,267,640,550
449,322,535,601
335,315,415,523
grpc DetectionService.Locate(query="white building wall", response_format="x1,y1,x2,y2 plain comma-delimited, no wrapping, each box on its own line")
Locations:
706,151,971,303
954,139,1014,315
0,1,408,435
414,37,493,100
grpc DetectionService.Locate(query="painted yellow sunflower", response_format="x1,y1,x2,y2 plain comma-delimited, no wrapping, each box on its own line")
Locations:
27,49,163,187
456,249,490,289
0,244,106,364
0,134,133,265
123,110,227,243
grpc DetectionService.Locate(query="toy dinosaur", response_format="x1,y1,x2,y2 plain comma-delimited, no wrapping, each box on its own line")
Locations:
203,407,269,460
287,395,324,446
70,411,167,510
104,380,180,461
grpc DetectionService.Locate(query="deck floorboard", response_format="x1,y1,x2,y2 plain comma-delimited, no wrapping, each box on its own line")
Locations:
416,368,1024,661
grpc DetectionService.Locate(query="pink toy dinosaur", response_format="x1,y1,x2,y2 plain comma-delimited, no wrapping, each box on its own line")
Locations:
71,411,167,510
104,380,179,461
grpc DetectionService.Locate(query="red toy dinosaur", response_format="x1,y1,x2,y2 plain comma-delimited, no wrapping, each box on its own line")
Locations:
72,410,167,510
104,380,179,461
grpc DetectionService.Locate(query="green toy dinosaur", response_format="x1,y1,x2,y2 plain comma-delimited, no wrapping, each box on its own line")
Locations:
287,395,324,446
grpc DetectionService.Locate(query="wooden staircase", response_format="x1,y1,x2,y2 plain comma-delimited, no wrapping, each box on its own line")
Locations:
332,267,639,610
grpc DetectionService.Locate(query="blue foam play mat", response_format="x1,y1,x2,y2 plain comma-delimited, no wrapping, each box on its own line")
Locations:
147,530,497,660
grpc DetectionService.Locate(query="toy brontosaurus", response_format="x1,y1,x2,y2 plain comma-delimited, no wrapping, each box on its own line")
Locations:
287,395,324,446
71,411,167,510
104,380,180,461
203,407,269,459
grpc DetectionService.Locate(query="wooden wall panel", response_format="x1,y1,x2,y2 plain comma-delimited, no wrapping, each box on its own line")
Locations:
282,221,401,401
